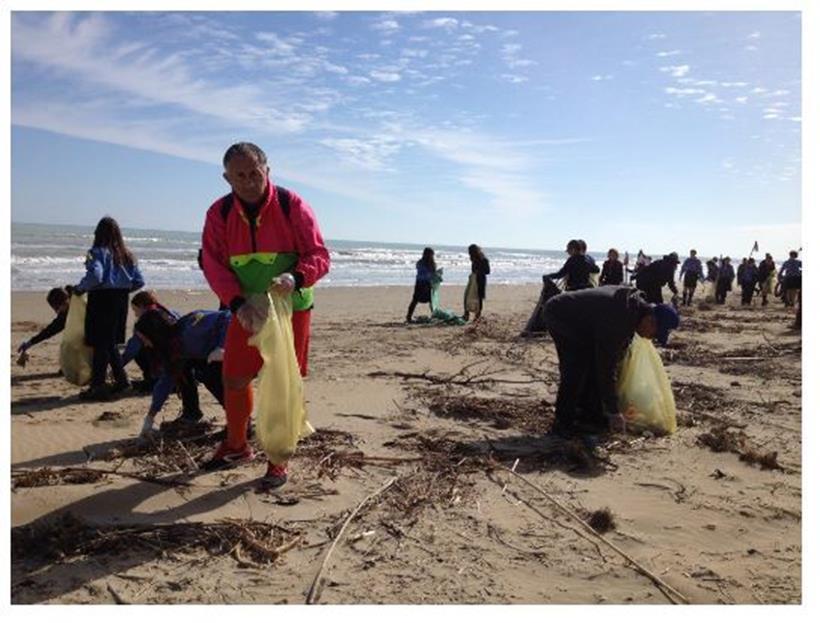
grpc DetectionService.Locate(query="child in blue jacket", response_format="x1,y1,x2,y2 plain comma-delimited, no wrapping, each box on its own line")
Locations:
133,307,230,438
73,216,145,400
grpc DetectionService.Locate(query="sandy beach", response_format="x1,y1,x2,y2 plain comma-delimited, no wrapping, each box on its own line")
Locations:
10,284,802,604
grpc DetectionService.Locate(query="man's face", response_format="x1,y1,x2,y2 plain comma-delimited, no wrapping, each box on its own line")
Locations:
223,154,269,204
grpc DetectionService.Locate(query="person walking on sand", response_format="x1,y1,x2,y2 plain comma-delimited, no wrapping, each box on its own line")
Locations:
778,250,802,308
547,239,595,291
463,244,491,322
635,252,680,305
544,285,679,438
679,249,704,307
757,253,776,306
406,247,437,323
740,258,759,306
705,256,719,301
72,217,145,401
200,142,330,489
715,257,735,305
599,249,624,286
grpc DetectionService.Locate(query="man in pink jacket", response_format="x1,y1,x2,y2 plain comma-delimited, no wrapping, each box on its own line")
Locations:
200,142,330,488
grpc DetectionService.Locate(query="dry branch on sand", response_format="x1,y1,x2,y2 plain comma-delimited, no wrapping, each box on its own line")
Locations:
12,467,106,489
423,389,554,435
12,513,301,568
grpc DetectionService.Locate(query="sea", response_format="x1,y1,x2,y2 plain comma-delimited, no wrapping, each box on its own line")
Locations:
10,222,591,292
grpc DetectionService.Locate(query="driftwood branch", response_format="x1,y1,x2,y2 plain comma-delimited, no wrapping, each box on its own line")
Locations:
305,477,397,604
495,465,689,605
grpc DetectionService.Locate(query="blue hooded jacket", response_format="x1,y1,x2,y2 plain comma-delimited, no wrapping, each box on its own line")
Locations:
76,247,145,293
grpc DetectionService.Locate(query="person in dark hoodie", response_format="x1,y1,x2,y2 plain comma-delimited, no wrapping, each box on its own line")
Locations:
16,287,71,365
635,252,680,305
739,258,759,306
547,239,595,291
578,239,601,286
715,257,735,304
599,249,624,286
463,243,491,322
544,285,679,438
757,253,776,306
679,249,704,307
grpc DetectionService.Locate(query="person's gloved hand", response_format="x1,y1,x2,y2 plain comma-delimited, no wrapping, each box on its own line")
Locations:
236,293,270,334
17,340,31,354
270,272,296,296
607,411,627,434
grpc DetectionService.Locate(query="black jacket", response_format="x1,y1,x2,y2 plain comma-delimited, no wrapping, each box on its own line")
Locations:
548,254,596,291
635,257,678,295
600,259,624,286
28,310,68,347
545,285,652,413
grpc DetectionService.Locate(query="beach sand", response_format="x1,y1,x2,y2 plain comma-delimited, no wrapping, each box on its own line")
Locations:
10,284,802,604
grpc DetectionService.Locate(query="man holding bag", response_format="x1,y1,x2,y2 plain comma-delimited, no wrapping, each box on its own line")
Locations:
544,285,679,438
200,143,330,489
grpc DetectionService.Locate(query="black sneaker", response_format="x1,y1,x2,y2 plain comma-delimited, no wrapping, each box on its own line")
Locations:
109,380,131,395
179,409,204,423
78,385,111,402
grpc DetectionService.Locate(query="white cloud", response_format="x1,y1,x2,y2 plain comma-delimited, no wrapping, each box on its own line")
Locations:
750,87,768,94
319,137,402,171
647,33,667,40
462,21,499,34
766,89,791,97
747,31,761,39
345,76,371,86
696,93,720,104
370,70,402,82
314,12,338,21
401,48,429,58
372,18,400,33
665,87,705,95
656,50,682,57
501,74,528,84
763,113,779,119
591,75,613,81
660,64,690,77
745,45,758,52
721,81,748,87
425,17,459,31
735,96,748,104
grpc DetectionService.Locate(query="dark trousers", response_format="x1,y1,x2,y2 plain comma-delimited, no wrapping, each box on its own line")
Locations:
133,348,156,384
179,361,224,416
741,283,755,305
549,329,606,435
715,278,732,304
641,284,664,305
91,343,127,387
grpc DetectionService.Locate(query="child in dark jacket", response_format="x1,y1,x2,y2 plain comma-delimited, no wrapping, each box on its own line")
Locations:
740,259,759,305
16,287,71,367
73,216,145,401
599,249,624,286
407,247,437,322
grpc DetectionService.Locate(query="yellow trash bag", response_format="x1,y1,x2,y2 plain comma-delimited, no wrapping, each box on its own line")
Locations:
59,293,93,386
464,273,481,314
248,292,314,464
589,272,600,287
616,336,677,435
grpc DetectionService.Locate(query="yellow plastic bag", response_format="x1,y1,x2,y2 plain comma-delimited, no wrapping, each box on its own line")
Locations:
616,336,677,435
59,294,93,386
248,292,314,464
464,273,481,313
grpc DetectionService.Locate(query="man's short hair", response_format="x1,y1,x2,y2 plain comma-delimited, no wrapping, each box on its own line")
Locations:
46,287,69,309
789,250,798,258
223,142,268,168
566,239,581,253
131,290,160,309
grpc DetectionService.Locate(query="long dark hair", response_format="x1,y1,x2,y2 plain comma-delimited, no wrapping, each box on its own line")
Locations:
420,247,436,272
93,216,135,267
468,244,486,263
134,309,179,364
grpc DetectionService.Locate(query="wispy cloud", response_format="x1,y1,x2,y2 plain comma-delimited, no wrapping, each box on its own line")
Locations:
656,50,682,57
660,64,690,77
425,17,459,31
591,74,613,81
647,33,667,40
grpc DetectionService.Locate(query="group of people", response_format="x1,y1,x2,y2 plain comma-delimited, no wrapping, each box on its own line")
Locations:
406,244,490,323
18,142,330,489
16,141,804,487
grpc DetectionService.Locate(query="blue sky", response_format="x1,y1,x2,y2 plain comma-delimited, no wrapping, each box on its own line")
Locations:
10,9,802,257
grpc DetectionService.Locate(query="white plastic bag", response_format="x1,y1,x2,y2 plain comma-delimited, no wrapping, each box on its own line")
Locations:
616,336,677,435
248,292,314,464
464,273,481,313
59,294,93,386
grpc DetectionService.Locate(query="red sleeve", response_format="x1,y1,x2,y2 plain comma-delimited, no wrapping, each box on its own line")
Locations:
201,202,243,307
286,190,331,288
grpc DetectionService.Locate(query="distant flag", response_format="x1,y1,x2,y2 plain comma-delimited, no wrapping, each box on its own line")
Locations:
752,240,759,253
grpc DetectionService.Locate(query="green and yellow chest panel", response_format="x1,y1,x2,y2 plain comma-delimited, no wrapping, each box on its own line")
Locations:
229,252,314,311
